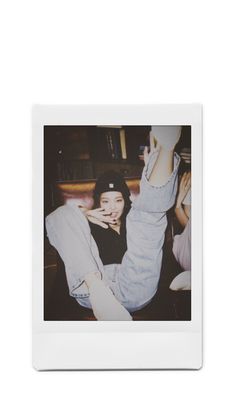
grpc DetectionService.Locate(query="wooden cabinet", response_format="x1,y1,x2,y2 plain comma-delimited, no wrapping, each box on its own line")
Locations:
44,125,150,182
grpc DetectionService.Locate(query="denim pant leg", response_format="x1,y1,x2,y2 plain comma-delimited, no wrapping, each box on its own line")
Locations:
46,152,180,312
46,204,106,308
111,152,180,311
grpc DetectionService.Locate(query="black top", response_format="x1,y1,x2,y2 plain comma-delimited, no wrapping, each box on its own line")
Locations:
89,221,127,265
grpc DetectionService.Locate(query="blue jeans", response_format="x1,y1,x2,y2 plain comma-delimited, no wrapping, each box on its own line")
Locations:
46,152,180,312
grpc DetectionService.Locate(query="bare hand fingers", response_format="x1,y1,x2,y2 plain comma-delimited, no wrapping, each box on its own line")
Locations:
96,221,109,229
90,208,112,217
94,208,111,214
89,210,116,223
100,215,116,223
87,216,109,229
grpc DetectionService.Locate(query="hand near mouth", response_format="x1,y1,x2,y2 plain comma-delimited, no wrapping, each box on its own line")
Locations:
81,207,117,229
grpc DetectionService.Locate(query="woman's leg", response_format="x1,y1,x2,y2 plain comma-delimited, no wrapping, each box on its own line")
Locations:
46,205,132,320
112,147,180,311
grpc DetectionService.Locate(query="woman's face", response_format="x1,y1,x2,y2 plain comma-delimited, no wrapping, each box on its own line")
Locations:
100,191,125,222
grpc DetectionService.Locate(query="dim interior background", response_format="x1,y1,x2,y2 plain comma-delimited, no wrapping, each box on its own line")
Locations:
44,125,191,321
1,1,235,419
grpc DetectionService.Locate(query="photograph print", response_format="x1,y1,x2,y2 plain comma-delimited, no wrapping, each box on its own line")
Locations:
44,124,191,321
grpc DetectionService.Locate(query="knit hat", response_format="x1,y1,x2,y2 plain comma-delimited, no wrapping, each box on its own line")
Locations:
94,170,130,200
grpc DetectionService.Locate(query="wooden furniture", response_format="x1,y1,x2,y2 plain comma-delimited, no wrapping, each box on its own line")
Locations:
54,177,140,209
44,125,148,214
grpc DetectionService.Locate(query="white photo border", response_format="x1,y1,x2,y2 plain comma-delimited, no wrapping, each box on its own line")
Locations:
32,104,202,370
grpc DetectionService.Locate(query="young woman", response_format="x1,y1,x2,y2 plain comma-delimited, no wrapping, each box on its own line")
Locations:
170,171,191,291
46,126,181,320
82,170,132,268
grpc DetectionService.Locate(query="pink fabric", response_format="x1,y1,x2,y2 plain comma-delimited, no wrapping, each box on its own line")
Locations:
172,219,191,271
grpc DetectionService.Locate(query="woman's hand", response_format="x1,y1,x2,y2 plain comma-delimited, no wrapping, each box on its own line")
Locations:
84,207,117,229
176,172,191,208
143,132,160,165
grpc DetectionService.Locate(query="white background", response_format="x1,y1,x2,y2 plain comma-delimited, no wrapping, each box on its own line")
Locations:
1,0,235,418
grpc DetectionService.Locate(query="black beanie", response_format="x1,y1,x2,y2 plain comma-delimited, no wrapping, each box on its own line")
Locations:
94,170,130,201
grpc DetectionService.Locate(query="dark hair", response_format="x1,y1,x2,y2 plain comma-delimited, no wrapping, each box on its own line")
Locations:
93,170,132,222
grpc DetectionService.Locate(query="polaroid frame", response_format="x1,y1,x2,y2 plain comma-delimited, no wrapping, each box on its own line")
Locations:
32,104,202,370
